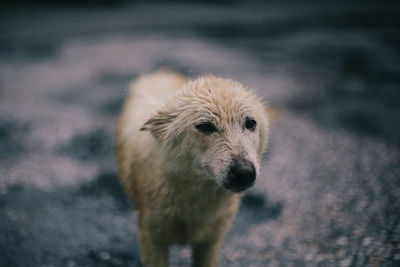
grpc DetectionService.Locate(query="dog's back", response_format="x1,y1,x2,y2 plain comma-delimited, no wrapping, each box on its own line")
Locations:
115,71,187,206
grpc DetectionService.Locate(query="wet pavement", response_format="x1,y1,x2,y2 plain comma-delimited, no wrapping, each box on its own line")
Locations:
0,1,399,266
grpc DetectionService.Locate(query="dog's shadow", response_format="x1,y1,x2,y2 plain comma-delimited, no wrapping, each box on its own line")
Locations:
238,193,283,225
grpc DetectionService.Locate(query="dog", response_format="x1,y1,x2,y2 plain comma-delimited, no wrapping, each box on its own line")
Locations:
115,70,270,267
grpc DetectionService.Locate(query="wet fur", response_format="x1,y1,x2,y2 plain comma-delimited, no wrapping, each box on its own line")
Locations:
115,71,270,267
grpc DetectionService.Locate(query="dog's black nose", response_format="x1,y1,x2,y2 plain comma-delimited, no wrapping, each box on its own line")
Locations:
223,156,256,193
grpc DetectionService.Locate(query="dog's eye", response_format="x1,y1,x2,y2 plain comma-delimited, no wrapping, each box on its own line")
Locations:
245,117,257,131
195,121,217,134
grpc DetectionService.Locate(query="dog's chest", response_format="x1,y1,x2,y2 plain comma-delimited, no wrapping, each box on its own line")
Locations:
157,189,238,244
168,203,225,244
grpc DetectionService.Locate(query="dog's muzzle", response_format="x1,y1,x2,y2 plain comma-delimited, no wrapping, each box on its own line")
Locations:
222,156,256,193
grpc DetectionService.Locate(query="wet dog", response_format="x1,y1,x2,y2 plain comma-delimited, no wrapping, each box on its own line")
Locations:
115,71,270,267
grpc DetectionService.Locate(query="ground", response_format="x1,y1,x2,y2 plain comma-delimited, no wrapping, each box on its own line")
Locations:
0,1,399,266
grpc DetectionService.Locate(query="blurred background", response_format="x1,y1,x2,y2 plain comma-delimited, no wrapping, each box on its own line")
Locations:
0,0,399,266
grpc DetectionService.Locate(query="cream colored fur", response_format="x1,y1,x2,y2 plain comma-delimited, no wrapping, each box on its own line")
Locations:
115,71,270,267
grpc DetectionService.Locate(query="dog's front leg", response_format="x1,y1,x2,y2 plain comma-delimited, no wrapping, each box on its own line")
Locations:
137,226,168,267
191,238,222,267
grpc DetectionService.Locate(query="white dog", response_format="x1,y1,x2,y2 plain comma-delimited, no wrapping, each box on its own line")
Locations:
115,71,270,267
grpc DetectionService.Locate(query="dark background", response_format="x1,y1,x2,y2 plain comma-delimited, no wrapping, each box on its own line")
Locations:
1,0,399,266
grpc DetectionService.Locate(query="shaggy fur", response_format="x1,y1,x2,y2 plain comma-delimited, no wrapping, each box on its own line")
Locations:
115,71,270,267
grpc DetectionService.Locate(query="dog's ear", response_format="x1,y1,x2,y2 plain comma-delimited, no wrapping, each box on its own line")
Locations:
257,105,278,157
265,106,279,123
141,108,178,142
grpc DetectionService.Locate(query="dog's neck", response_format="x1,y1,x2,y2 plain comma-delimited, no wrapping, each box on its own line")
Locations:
165,170,238,202
162,172,240,223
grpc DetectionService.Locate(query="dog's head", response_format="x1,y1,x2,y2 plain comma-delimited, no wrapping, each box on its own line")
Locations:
141,76,270,193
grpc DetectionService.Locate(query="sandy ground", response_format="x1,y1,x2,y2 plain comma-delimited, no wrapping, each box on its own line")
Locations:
0,1,399,266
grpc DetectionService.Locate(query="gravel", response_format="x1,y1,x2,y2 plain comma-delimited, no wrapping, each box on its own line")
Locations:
1,1,399,266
